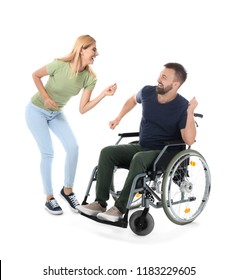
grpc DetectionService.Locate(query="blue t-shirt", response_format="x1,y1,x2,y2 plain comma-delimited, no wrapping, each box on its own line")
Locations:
136,85,189,150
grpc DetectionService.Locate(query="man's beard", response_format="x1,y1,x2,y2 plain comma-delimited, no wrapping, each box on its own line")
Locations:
156,84,173,95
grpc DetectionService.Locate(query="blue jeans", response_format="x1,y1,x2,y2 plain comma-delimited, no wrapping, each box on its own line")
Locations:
25,102,78,195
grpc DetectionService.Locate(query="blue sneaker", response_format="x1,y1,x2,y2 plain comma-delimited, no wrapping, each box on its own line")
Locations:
60,188,80,213
45,198,63,215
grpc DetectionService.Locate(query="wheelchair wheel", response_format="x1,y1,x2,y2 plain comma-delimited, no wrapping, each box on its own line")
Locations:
129,210,154,236
162,149,211,225
110,167,142,209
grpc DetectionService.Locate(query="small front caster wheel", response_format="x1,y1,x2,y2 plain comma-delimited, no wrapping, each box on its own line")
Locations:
129,210,154,236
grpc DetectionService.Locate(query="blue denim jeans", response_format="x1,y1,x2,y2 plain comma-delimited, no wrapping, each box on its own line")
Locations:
25,102,78,195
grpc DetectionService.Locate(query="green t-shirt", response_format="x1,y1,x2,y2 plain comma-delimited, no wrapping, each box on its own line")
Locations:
31,60,97,110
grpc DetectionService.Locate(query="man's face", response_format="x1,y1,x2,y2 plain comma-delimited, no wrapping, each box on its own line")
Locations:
156,68,176,95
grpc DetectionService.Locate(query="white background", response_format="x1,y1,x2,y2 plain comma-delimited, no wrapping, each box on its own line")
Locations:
1,0,236,279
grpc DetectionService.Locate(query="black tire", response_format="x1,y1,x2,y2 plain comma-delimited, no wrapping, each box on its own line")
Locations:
129,210,154,236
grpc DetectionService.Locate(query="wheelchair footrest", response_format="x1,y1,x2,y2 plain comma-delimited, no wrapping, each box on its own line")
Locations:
79,211,128,228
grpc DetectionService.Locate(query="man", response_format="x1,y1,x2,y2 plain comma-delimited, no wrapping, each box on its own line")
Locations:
78,62,198,222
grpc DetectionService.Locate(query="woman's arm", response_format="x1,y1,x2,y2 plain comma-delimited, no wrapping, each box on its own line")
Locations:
79,83,117,114
32,66,59,110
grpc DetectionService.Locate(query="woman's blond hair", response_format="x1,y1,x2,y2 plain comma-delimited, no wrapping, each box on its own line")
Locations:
58,35,96,77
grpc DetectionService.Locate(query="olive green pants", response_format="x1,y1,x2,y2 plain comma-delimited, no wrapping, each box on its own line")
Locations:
95,144,176,213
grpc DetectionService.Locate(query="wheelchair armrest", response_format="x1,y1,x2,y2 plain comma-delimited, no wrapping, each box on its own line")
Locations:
118,132,139,138
194,113,203,118
164,140,185,145
194,113,203,127
116,132,139,145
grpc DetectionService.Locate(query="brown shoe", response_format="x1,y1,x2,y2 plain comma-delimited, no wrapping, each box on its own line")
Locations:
97,206,123,222
77,201,106,216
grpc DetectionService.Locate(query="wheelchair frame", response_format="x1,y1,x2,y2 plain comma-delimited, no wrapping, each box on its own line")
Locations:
80,113,211,236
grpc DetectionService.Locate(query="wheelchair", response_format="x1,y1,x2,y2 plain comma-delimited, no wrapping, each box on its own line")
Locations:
81,113,211,236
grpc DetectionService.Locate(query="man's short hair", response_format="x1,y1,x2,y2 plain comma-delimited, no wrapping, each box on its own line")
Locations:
164,62,187,85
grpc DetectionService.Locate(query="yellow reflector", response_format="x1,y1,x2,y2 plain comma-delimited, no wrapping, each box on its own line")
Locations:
184,208,191,213
190,161,196,166
135,193,141,198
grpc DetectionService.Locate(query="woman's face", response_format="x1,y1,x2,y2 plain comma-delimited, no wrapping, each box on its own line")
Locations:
81,43,99,65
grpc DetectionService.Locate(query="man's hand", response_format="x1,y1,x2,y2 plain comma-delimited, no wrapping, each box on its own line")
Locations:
188,97,198,114
109,117,120,129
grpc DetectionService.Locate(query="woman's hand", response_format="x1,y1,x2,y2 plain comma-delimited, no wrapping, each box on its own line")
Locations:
103,83,117,97
44,98,59,110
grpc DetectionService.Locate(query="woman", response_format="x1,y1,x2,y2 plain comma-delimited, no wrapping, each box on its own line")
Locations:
25,35,117,215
